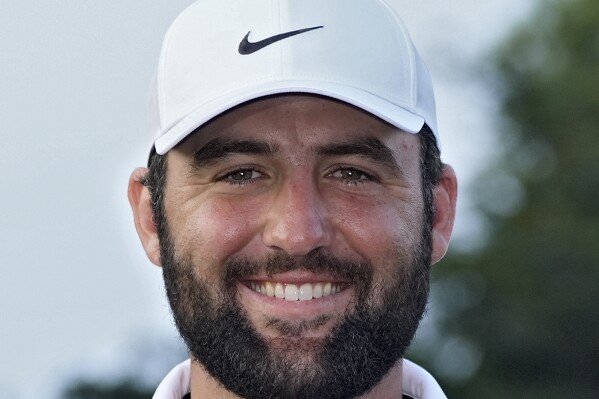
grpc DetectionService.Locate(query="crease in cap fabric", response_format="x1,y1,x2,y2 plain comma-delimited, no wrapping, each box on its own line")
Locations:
146,0,439,159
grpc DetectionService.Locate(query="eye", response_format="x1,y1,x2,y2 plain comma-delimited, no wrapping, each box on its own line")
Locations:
328,167,375,185
219,168,263,185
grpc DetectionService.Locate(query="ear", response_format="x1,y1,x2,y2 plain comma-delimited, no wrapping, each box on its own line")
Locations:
128,167,162,266
431,165,458,264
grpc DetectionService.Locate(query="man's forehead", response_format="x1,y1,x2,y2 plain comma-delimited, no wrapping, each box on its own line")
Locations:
173,94,418,155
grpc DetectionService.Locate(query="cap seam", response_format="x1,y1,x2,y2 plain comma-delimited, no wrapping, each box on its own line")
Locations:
276,0,283,79
377,0,417,108
157,3,198,135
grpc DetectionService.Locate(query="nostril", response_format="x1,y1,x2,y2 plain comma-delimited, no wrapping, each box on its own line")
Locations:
264,220,328,256
263,213,330,256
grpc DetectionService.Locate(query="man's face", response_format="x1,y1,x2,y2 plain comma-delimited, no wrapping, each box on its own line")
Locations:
151,95,437,398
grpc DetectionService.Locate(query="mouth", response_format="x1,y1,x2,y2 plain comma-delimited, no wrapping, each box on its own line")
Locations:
244,281,351,301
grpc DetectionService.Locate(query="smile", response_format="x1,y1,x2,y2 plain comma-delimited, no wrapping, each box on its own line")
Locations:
247,281,350,301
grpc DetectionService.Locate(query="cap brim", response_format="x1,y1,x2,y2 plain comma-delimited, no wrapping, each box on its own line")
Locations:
154,80,425,155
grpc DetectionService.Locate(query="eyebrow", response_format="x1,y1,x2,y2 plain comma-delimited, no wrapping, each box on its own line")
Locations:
190,136,403,176
317,137,403,176
191,137,276,169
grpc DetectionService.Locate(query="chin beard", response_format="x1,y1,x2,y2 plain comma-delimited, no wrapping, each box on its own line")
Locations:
160,229,431,399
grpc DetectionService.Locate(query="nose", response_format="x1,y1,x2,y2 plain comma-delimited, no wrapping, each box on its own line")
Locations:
262,179,332,256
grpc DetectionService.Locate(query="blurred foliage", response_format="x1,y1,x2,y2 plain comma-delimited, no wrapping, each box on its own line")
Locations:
57,336,186,399
415,0,599,397
61,379,152,399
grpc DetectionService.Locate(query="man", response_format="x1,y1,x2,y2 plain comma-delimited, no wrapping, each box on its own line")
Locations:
128,0,457,398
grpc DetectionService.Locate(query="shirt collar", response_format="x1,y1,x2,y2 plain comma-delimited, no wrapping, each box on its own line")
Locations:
153,358,447,399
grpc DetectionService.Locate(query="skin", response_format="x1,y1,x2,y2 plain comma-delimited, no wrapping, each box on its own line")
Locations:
129,95,457,398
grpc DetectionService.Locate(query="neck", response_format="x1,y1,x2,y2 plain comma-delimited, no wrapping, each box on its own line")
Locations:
190,359,404,399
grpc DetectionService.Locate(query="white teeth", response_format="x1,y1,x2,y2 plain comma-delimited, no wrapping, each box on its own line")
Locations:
284,284,299,301
323,282,332,296
298,283,313,301
250,281,345,301
265,281,275,297
313,283,323,298
274,283,285,299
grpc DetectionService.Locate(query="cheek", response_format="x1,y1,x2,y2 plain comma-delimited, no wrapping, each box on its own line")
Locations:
169,195,266,266
329,192,424,264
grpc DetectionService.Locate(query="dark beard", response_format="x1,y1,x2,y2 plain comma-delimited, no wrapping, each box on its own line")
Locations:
160,226,432,399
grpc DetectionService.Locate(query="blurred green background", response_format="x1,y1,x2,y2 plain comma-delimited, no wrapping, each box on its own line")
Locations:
413,0,599,397
58,0,598,397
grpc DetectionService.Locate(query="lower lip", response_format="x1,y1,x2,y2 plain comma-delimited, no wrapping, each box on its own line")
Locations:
237,281,354,320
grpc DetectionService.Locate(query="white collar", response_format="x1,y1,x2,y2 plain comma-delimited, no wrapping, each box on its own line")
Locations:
153,358,447,399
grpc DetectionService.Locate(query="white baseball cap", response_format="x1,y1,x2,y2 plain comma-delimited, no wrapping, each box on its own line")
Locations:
147,0,438,157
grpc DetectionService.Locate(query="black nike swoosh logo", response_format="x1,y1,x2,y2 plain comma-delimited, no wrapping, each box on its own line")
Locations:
238,26,323,55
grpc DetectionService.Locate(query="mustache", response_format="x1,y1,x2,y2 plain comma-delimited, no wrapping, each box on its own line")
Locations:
222,248,373,286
